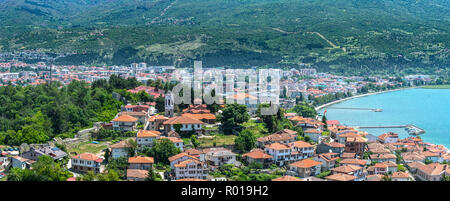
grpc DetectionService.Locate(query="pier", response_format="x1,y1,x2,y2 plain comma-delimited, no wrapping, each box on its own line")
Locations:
355,124,425,135
327,107,383,112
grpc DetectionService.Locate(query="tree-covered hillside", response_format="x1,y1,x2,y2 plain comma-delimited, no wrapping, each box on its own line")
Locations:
0,0,448,75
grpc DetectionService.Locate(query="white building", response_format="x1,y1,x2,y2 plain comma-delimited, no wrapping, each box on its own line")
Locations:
173,159,209,180
71,153,104,173
110,140,132,159
136,130,161,150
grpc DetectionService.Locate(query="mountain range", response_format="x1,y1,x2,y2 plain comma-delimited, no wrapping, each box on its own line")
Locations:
0,0,448,75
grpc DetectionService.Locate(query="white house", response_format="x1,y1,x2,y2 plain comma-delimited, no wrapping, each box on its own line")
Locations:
163,116,204,135
136,130,161,150
204,148,237,166
71,153,104,173
110,140,132,159
173,158,209,180
112,114,138,131
159,136,184,151
11,156,34,169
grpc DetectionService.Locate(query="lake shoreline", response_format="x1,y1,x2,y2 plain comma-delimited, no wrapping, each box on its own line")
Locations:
315,87,418,111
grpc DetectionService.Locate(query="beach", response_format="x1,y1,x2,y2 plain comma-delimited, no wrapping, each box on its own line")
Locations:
315,87,417,111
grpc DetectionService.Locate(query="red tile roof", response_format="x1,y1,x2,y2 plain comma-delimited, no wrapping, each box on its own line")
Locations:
112,114,138,122
290,159,322,168
163,116,204,125
137,130,161,138
128,156,154,164
272,176,302,181
72,153,103,163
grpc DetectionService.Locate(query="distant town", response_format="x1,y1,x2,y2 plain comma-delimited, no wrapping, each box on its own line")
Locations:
0,60,448,182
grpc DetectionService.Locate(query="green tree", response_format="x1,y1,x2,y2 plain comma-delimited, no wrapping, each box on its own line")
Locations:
145,168,163,181
126,139,138,157
146,138,181,165
155,95,165,113
7,155,72,181
190,135,200,148
235,129,256,153
291,102,317,118
219,104,250,134
104,148,111,162
106,157,129,179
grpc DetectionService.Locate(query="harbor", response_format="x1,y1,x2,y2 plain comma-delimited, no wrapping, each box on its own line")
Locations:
354,124,426,135
327,107,383,112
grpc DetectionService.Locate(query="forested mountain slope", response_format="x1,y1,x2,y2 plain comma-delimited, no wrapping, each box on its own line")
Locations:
0,0,448,75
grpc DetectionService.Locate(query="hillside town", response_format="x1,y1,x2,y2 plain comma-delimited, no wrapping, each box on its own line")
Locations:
0,62,448,182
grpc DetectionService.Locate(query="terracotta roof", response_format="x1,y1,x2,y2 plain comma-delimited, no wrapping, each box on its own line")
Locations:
290,140,314,148
342,152,356,158
184,148,203,156
370,153,397,160
326,120,340,125
242,149,272,159
110,140,133,149
149,115,168,122
72,153,103,163
319,153,340,162
167,130,180,138
338,132,360,138
159,136,183,143
422,151,440,157
378,132,398,141
346,137,367,143
331,165,363,173
325,142,345,148
265,142,291,150
406,161,425,169
163,116,204,125
257,133,296,143
232,93,257,100
168,152,197,162
340,159,367,166
182,113,216,120
391,171,410,179
119,111,147,117
128,156,154,164
325,173,356,181
177,178,207,181
174,159,203,168
112,114,138,122
290,159,322,168
127,169,148,179
304,129,322,134
366,174,383,181
272,176,302,181
137,130,161,138
417,163,447,176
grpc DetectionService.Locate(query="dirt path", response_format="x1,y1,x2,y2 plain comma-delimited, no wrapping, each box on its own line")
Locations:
151,0,178,23
271,27,345,52
306,31,340,49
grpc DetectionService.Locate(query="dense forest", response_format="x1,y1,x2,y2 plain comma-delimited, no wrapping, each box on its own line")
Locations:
0,74,177,146
0,0,448,75
0,80,123,145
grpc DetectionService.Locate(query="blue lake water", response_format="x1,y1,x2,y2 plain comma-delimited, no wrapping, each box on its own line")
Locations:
318,88,450,148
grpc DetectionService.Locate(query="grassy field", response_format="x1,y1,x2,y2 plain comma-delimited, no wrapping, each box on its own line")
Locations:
198,134,236,148
421,85,450,89
242,120,269,138
67,141,109,155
